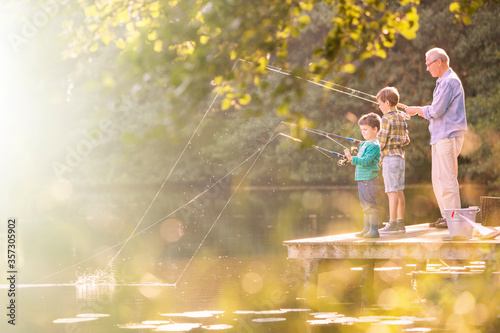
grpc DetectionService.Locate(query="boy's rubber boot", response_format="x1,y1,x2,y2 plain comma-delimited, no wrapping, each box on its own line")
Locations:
355,215,370,238
363,215,380,238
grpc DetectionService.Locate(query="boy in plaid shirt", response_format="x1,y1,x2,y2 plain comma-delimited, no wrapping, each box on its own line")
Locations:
376,87,410,233
344,113,382,238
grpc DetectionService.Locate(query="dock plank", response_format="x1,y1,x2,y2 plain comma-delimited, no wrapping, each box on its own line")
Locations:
284,223,500,261
283,223,500,307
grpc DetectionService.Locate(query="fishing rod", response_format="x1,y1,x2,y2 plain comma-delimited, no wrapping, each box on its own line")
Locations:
265,64,411,114
282,122,360,154
279,133,349,166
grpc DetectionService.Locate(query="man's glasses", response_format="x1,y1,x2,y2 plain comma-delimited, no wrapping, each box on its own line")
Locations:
426,59,438,67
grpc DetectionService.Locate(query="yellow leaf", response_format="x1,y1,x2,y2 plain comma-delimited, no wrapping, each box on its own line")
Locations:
117,9,130,23
89,42,99,52
102,34,111,45
299,2,313,11
298,15,311,24
221,98,232,110
230,50,237,60
147,30,157,41
150,1,160,11
341,63,356,73
126,22,134,32
84,5,98,17
449,2,461,12
238,94,251,106
154,40,163,52
277,103,289,116
375,48,387,58
213,76,224,85
254,76,261,86
200,35,209,44
115,39,126,49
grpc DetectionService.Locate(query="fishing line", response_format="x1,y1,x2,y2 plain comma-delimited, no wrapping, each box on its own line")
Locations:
173,127,283,286
264,64,412,116
264,64,378,105
283,124,350,150
36,62,240,283
104,61,241,271
36,124,284,284
278,132,348,166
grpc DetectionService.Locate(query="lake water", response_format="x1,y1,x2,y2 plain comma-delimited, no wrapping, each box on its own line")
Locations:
2,184,499,332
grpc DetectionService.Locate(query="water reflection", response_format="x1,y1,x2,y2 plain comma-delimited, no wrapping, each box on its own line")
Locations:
9,185,500,332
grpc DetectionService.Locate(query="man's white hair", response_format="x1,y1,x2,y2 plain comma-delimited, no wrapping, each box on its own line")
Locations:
426,48,450,65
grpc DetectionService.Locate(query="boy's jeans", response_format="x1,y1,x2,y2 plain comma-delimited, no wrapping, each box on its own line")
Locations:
358,177,378,216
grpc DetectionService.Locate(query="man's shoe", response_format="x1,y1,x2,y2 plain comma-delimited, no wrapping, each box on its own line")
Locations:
430,217,446,228
379,221,399,233
436,218,448,228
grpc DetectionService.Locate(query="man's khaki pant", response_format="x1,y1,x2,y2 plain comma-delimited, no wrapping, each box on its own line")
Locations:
431,136,465,217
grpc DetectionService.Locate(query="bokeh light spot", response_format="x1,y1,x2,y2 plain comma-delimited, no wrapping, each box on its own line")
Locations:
139,273,163,299
160,219,184,242
241,272,263,294
453,291,476,315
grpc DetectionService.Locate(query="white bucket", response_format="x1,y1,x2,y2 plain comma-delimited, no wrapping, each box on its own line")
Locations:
443,207,480,238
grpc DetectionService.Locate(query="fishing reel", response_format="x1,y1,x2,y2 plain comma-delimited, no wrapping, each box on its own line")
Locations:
350,146,359,155
337,157,349,167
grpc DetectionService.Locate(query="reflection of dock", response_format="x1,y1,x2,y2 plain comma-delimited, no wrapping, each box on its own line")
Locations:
284,223,500,306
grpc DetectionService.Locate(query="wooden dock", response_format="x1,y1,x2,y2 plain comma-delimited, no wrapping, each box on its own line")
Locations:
283,223,500,307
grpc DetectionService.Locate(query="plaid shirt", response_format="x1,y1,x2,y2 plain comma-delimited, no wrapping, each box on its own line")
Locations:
377,109,410,159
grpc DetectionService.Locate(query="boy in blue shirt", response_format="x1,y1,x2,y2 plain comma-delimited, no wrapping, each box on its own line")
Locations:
344,113,382,238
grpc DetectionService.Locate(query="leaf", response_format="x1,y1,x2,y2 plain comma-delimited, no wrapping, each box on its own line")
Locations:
89,42,99,52
115,39,126,49
221,98,232,110
341,63,356,73
147,30,158,41
154,40,163,52
298,15,311,24
277,103,289,116
449,2,461,12
200,35,209,44
238,93,251,105
116,9,131,23
84,5,98,17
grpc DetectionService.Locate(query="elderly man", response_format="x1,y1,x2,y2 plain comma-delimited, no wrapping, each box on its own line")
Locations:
405,48,467,228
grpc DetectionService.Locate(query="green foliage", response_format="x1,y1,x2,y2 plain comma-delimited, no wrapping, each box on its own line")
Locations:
64,0,421,120
6,0,499,188
449,0,500,24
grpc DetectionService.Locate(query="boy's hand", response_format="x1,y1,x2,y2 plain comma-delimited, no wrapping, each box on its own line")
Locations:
343,149,352,162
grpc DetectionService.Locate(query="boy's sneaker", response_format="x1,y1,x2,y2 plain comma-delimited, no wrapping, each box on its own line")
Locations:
378,221,399,233
396,220,406,233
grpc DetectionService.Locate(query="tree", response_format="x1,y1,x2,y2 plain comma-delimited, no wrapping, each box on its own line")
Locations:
64,0,420,117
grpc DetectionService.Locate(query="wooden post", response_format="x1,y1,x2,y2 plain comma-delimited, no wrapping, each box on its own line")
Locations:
416,260,428,271
480,196,500,226
361,261,375,307
303,259,319,309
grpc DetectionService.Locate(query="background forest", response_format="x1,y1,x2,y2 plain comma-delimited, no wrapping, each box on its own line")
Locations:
1,3,500,331
1,0,499,213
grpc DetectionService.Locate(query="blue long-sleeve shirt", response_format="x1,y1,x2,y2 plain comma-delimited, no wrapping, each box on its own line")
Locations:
351,140,380,181
422,68,467,145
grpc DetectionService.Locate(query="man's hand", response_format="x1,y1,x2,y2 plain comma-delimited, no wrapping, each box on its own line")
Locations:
405,107,424,117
